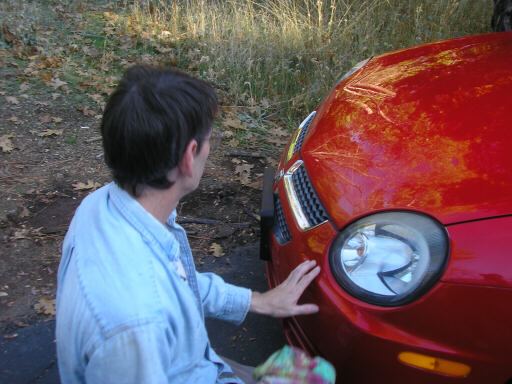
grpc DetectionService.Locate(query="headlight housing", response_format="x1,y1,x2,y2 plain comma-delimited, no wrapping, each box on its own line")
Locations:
329,211,449,306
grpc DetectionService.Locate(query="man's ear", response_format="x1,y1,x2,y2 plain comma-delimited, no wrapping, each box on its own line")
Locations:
178,139,198,178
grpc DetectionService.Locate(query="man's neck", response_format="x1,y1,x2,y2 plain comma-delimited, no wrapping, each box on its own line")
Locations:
133,185,181,226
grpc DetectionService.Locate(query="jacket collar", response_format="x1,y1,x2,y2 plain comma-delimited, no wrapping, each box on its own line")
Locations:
108,182,180,259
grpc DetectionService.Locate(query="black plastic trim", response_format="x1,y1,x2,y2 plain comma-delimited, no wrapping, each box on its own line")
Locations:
260,167,275,260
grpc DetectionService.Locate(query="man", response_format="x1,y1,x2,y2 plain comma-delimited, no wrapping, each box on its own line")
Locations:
56,65,320,383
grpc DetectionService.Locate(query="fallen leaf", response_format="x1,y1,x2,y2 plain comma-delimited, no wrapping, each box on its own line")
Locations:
235,164,254,185
0,134,14,152
51,93,60,100
154,45,174,54
223,117,248,130
79,80,95,88
19,206,30,218
38,56,62,69
11,227,43,240
267,136,289,146
8,115,19,124
13,320,29,328
37,129,63,137
34,296,56,316
96,83,114,95
82,46,101,58
269,126,289,137
39,71,53,83
6,96,19,105
210,243,225,258
72,180,102,191
38,114,52,123
49,77,67,89
103,11,119,21
2,25,15,44
227,138,239,147
88,93,105,107
245,179,263,190
12,229,28,240
52,117,63,123
19,83,30,92
119,37,136,50
80,106,97,116
4,333,18,339
11,41,27,59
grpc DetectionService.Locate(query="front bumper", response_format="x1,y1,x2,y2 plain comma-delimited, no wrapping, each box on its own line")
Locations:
260,167,512,383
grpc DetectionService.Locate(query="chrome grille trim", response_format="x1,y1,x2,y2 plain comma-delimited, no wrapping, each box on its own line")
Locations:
293,111,316,155
284,160,328,231
292,165,329,228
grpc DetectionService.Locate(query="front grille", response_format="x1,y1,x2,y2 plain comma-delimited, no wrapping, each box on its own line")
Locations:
273,194,291,244
291,165,328,227
293,111,316,155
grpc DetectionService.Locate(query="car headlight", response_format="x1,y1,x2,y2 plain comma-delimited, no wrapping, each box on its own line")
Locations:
329,211,449,306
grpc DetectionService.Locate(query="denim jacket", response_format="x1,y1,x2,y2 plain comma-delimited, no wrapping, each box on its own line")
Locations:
56,183,252,383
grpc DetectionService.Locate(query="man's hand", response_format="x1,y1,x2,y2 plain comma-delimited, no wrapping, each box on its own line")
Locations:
250,260,320,318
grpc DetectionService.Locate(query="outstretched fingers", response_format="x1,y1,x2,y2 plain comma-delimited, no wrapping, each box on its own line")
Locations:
293,303,320,316
285,259,318,286
296,265,321,293
250,259,321,318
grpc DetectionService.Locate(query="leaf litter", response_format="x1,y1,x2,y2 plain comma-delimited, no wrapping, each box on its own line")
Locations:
0,0,285,334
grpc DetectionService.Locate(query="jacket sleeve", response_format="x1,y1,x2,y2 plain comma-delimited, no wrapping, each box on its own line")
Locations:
84,322,175,384
196,272,252,324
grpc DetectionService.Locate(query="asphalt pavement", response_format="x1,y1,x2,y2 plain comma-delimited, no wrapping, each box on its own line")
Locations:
0,243,286,383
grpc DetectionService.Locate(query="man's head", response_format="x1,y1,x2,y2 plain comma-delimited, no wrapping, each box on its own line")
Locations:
101,65,218,195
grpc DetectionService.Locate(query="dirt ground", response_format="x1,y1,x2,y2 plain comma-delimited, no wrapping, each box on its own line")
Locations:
0,78,277,331
0,1,285,336
0,98,273,335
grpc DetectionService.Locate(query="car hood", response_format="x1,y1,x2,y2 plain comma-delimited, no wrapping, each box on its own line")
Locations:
301,32,512,228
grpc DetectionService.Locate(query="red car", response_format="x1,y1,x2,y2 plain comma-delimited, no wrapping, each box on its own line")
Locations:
261,32,512,383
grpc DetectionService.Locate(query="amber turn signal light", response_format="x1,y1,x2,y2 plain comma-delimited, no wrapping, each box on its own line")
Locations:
398,351,471,377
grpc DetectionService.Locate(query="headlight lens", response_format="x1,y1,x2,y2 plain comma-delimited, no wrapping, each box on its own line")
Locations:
329,211,449,306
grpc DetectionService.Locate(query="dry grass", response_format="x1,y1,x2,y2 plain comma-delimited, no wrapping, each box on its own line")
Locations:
0,0,494,126
125,0,493,123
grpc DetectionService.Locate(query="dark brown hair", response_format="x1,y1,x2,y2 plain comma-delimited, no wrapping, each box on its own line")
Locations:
101,65,218,195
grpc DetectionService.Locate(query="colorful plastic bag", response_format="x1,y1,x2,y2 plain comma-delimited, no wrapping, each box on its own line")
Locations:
254,345,336,384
